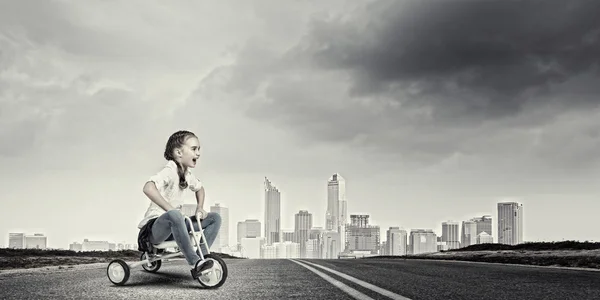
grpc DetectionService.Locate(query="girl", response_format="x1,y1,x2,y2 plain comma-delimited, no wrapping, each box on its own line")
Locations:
137,130,221,279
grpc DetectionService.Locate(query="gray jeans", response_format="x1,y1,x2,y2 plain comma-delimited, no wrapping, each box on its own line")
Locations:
149,209,221,266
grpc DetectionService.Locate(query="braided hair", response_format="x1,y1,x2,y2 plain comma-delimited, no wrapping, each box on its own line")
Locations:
163,130,197,189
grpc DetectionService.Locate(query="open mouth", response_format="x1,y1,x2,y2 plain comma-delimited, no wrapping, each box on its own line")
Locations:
192,158,197,163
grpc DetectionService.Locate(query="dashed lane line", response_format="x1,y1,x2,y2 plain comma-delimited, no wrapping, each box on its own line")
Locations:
298,260,412,300
291,259,375,300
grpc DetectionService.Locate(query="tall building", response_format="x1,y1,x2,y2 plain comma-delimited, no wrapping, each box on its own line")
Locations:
8,233,24,249
441,221,460,249
294,210,313,258
25,234,47,249
409,229,437,254
319,231,341,259
326,173,347,255
210,203,229,252
282,230,295,242
386,227,408,256
237,219,261,244
497,202,524,245
345,215,380,254
461,220,477,247
473,215,493,236
264,177,281,245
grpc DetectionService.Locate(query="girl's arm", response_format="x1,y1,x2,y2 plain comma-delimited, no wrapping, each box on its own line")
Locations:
195,186,205,208
195,186,207,217
143,181,176,211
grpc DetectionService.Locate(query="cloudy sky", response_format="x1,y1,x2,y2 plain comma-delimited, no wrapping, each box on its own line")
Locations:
1,0,600,249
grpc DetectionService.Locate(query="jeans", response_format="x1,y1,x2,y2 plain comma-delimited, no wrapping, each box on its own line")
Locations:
149,209,221,266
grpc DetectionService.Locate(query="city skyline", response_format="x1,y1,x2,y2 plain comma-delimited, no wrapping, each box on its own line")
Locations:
2,1,600,249
4,173,526,252
0,172,591,249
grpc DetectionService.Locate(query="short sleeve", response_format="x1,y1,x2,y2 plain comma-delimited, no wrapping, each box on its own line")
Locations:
148,166,176,188
187,171,203,192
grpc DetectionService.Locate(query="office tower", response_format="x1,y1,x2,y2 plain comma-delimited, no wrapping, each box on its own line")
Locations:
264,177,281,245
441,221,460,249
461,220,477,247
380,241,388,255
282,230,295,242
498,202,524,245
306,238,320,258
237,219,261,244
210,203,229,252
325,173,348,231
69,242,83,251
409,229,437,254
294,210,313,258
386,227,408,255
309,227,324,240
8,233,25,249
326,174,347,254
346,215,380,254
473,215,493,236
319,231,340,259
350,214,369,227
25,234,47,249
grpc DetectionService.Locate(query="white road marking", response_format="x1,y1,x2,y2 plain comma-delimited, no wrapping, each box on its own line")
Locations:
291,259,375,300
299,260,412,300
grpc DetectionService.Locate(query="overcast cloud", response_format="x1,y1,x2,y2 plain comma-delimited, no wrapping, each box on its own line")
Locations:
1,0,599,249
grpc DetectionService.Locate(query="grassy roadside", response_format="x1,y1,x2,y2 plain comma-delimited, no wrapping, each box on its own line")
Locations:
365,241,600,269
0,248,242,271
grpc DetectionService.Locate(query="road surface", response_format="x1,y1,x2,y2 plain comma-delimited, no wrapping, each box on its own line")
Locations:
1,258,599,299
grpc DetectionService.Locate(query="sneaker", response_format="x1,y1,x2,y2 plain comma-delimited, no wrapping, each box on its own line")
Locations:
191,260,214,279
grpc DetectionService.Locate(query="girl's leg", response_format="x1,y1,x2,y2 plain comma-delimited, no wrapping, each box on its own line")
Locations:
149,209,200,266
190,212,222,255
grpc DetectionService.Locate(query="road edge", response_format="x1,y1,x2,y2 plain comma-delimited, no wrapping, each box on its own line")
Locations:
0,262,109,277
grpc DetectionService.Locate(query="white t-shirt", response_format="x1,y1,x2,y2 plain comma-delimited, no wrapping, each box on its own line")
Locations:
137,160,203,229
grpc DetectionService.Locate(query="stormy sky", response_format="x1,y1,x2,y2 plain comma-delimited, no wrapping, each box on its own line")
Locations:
1,0,599,249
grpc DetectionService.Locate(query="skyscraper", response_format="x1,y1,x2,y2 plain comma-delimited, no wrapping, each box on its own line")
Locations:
473,215,493,236
409,229,437,255
386,227,408,256
346,215,380,254
237,219,261,244
441,221,460,249
264,177,281,245
294,210,313,258
497,202,524,245
461,220,477,247
326,173,347,254
8,233,24,249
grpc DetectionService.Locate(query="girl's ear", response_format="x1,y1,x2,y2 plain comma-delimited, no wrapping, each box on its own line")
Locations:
175,148,182,157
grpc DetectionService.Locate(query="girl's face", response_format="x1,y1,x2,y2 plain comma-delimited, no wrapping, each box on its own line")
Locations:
176,136,201,169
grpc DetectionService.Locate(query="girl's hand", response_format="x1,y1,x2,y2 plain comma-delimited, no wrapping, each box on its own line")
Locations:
196,208,208,220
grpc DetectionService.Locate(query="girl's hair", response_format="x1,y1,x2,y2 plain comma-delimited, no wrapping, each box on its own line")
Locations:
163,130,197,189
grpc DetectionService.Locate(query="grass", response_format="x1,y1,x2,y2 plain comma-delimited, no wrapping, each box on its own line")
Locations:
366,241,600,269
0,248,242,270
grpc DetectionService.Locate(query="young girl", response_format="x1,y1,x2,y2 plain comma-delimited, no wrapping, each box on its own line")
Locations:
137,130,221,279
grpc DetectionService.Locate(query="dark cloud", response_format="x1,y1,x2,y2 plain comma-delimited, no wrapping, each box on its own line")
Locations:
192,0,600,169
304,0,600,116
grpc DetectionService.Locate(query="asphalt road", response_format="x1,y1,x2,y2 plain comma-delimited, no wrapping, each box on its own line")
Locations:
1,258,599,299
